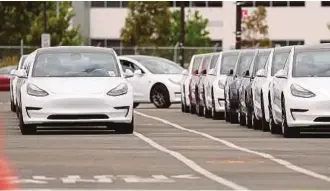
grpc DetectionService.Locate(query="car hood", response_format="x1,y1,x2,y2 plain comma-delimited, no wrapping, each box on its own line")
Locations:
291,77,330,96
28,77,126,95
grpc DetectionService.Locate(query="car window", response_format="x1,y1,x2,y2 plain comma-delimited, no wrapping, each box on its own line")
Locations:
252,52,270,76
192,56,203,73
209,54,219,70
271,52,290,76
129,56,183,74
199,55,212,73
32,52,120,77
235,54,254,76
293,49,330,77
120,60,135,73
220,54,239,75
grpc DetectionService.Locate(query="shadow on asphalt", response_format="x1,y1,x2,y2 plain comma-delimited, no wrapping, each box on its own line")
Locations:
299,133,330,138
33,127,122,135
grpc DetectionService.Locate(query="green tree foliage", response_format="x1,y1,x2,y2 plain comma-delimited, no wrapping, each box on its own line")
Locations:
170,10,211,47
241,6,271,48
26,2,83,46
120,1,172,47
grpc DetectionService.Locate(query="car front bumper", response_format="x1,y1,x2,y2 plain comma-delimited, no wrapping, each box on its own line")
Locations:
21,94,133,125
286,94,330,128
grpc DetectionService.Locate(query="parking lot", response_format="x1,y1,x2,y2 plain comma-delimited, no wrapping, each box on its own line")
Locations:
1,91,330,190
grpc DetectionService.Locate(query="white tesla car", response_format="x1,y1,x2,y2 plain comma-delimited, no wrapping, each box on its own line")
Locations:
204,50,240,120
270,44,330,138
119,55,183,108
9,54,28,112
15,46,134,135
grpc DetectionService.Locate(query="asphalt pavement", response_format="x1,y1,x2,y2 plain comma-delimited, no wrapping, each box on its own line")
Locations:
0,91,330,190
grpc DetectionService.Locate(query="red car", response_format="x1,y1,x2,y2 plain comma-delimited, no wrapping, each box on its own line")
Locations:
0,66,15,91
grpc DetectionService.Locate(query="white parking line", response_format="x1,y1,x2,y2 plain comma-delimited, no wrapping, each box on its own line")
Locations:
134,132,248,190
135,111,330,183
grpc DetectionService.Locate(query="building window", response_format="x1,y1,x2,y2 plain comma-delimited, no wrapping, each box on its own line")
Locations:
255,1,270,7
320,40,330,43
106,39,121,47
211,40,223,50
271,40,287,47
208,1,223,7
288,1,305,6
91,1,105,8
288,40,304,45
106,1,120,7
321,1,330,6
271,1,288,6
191,1,207,7
175,1,190,7
91,39,105,47
120,1,128,7
240,1,254,7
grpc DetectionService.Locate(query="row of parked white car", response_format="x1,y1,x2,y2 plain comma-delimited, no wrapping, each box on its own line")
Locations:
180,43,330,138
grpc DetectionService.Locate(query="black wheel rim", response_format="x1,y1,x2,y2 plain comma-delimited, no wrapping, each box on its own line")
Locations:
152,88,165,107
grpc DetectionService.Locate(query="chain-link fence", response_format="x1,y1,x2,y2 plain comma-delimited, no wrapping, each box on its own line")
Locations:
0,45,222,68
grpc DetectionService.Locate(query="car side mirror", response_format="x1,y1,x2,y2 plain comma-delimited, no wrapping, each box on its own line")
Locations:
201,69,207,75
9,69,16,76
182,69,188,75
207,68,216,76
274,69,287,79
124,69,134,78
227,69,234,76
192,69,199,75
16,69,27,78
256,69,266,78
243,70,250,77
134,69,143,76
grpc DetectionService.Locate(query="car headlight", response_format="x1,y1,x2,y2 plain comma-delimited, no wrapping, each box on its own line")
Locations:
107,83,128,96
290,84,315,98
218,80,225,89
168,78,180,85
27,84,49,97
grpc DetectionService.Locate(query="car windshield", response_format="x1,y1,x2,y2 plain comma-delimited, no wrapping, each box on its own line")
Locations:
18,55,27,69
236,54,254,76
220,54,239,74
271,52,290,76
32,52,121,77
252,53,270,76
293,49,330,77
0,66,16,75
131,56,184,74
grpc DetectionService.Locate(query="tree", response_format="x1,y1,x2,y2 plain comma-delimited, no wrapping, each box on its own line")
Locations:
170,10,211,47
26,2,83,46
241,6,271,48
120,1,172,47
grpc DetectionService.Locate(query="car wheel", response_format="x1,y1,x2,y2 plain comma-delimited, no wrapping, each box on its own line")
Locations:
150,84,171,108
252,109,261,130
133,103,139,108
195,89,204,116
10,100,16,112
224,100,230,122
229,105,238,124
261,95,269,132
181,92,189,113
281,98,299,138
113,117,134,134
269,102,281,134
246,107,253,128
190,104,196,114
204,106,212,118
238,108,246,126
18,108,37,135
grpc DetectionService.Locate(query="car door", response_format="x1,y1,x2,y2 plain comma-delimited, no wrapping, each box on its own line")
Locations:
272,51,291,118
119,58,150,102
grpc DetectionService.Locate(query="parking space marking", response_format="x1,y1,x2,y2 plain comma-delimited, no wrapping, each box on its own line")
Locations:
135,111,330,183
133,132,248,190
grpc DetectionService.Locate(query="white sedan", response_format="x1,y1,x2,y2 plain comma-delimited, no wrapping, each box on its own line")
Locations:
15,46,134,135
9,54,27,112
270,44,330,138
119,55,183,108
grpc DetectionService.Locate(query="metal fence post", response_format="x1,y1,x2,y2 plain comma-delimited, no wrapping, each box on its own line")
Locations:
173,42,179,63
20,40,24,56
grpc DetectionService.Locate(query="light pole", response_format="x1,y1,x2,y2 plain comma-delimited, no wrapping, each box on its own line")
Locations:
235,1,243,49
43,1,47,33
179,1,185,67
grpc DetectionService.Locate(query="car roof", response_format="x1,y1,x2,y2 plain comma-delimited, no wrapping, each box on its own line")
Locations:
294,43,330,52
36,46,116,54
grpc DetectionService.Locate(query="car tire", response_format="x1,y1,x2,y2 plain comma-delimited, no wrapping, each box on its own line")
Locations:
252,109,261,130
204,106,212,118
190,104,196,114
10,100,16,112
238,109,246,126
229,105,238,124
281,98,299,138
269,102,281,134
150,84,171,108
181,92,189,113
18,108,37,135
261,95,269,132
113,117,134,134
195,89,204,116
246,107,253,128
133,103,139,108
